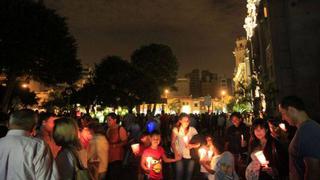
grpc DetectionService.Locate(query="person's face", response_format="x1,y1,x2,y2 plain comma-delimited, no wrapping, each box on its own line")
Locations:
268,122,277,136
43,116,57,133
206,136,213,146
279,105,295,126
254,126,267,140
180,117,190,129
107,116,116,127
231,116,241,127
150,135,161,147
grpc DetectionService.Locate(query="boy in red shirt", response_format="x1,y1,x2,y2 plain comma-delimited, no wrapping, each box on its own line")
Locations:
141,131,181,180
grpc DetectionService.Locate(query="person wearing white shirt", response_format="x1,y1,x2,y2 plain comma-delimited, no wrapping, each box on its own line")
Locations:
171,113,200,180
0,109,59,180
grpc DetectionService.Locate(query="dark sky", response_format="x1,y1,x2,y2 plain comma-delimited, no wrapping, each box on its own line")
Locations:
45,0,246,78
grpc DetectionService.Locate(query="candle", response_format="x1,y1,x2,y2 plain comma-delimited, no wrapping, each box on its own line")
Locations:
207,150,213,159
183,136,189,144
254,151,268,167
241,134,244,141
131,143,140,154
279,123,287,131
146,157,153,169
198,148,207,160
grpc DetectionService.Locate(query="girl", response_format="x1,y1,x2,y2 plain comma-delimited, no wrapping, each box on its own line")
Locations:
171,113,199,180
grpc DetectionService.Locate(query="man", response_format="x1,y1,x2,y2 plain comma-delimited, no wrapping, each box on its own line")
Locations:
106,113,128,180
279,96,320,180
37,113,61,158
0,109,58,180
225,112,249,179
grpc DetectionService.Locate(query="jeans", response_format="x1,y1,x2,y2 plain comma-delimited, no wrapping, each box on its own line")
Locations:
175,158,195,180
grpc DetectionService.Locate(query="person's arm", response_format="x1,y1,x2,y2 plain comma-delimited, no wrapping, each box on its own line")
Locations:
171,128,179,156
304,157,320,180
199,160,215,174
140,154,149,173
34,141,59,180
162,153,181,163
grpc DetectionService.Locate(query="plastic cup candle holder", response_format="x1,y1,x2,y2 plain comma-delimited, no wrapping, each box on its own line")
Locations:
254,151,269,167
131,143,140,154
279,123,287,131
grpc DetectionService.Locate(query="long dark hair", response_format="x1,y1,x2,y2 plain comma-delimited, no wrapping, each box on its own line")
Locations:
249,118,271,154
175,113,190,133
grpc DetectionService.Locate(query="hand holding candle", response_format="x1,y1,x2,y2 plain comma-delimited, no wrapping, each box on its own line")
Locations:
241,134,246,147
146,157,153,169
207,150,213,159
254,151,269,167
198,148,207,160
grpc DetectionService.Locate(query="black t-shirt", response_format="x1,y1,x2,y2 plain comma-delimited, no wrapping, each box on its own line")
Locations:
289,120,320,180
226,123,249,154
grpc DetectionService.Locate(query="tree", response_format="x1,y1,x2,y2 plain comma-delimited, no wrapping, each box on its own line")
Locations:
0,84,38,110
0,0,82,112
93,56,159,110
131,43,179,90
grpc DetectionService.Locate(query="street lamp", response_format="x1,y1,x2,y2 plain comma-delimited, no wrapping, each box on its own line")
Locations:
164,89,169,98
21,83,28,89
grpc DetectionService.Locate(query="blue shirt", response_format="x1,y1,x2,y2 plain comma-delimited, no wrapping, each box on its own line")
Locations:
289,120,320,180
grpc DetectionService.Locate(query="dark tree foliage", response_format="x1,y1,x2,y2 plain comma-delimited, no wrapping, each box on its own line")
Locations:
93,56,159,109
0,0,82,111
131,43,179,90
0,85,38,109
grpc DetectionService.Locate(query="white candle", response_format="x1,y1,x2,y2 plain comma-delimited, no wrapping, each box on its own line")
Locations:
146,157,153,169
207,150,213,159
183,136,189,144
279,123,287,131
241,134,244,141
198,148,207,160
254,151,268,167
131,143,140,154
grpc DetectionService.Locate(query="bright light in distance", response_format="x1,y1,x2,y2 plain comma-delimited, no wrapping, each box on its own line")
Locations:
21,83,28,88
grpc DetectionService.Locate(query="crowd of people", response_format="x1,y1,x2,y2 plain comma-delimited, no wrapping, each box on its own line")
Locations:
0,95,320,180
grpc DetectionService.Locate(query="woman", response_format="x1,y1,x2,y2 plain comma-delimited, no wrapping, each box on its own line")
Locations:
200,137,239,180
171,113,199,180
246,119,288,180
87,123,109,180
53,117,89,180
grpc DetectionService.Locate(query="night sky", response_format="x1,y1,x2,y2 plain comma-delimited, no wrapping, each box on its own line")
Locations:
45,0,246,77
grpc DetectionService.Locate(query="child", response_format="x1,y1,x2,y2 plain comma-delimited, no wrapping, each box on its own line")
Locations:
200,137,239,180
141,131,181,180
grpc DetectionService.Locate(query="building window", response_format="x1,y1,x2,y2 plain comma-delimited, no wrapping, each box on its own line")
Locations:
194,103,198,107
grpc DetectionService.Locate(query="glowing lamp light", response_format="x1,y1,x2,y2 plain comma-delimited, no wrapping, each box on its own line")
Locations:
279,123,287,131
147,121,157,133
254,151,268,167
131,143,140,154
198,148,207,160
146,157,153,169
